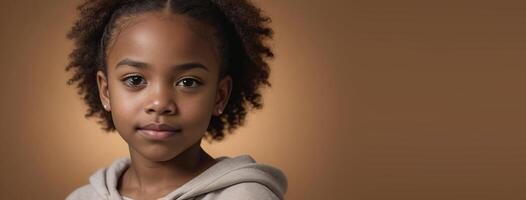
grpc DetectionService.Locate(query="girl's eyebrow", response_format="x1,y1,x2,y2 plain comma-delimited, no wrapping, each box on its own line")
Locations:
115,58,209,72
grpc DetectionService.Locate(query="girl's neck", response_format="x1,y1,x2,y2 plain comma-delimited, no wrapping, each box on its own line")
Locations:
118,141,217,198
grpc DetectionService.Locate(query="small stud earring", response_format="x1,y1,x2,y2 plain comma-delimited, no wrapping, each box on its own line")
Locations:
103,104,108,110
218,108,223,115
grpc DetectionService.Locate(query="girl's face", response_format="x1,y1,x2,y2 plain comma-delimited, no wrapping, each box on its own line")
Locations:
96,12,231,161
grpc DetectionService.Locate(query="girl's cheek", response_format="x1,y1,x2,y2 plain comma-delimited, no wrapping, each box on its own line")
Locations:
112,92,139,113
179,94,215,126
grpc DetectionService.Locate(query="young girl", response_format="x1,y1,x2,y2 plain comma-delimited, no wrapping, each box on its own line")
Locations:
64,0,287,199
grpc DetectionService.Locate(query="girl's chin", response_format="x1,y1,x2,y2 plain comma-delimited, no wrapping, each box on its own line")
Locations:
131,143,185,162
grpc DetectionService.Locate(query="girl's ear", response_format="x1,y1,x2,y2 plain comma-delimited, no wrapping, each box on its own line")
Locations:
96,70,111,112
215,75,232,116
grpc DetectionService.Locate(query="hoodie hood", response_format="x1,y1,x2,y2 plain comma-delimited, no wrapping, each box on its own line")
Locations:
88,155,288,200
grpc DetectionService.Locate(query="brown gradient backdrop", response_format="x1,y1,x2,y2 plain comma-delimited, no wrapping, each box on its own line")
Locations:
1,0,525,199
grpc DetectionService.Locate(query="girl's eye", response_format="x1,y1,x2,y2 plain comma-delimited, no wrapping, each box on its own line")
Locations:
122,75,146,87
176,78,201,88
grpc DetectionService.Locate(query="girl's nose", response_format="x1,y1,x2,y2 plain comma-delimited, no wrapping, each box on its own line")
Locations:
144,85,177,115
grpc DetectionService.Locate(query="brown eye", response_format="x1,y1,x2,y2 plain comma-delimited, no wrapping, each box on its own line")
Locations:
176,78,201,88
122,75,146,87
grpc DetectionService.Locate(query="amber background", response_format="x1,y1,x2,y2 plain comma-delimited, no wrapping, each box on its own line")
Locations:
1,0,525,199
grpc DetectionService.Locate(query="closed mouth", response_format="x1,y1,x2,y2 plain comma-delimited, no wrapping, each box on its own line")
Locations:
137,123,182,140
139,123,181,132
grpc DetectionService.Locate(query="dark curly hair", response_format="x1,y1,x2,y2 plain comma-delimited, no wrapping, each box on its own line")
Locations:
65,0,273,142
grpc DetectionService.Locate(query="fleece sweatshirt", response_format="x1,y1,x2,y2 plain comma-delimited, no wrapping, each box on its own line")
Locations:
66,155,287,200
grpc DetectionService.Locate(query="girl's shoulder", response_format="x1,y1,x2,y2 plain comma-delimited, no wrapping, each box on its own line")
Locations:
65,184,101,200
204,181,281,200
171,154,288,199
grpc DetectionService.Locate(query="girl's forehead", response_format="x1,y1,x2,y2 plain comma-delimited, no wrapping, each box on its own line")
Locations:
109,12,216,51
106,12,221,72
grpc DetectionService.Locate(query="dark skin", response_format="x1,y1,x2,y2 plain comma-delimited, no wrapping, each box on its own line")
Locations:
96,12,232,200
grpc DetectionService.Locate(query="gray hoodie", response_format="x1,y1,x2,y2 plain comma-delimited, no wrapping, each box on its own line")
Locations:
66,155,287,200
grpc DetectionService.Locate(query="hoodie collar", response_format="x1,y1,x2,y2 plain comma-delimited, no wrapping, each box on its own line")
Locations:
88,155,287,200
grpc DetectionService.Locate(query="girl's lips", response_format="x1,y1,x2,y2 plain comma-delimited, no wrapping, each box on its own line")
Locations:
138,129,181,140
